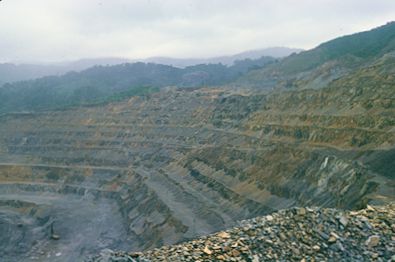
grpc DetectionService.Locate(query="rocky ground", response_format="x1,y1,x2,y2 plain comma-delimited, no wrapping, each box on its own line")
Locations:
90,204,395,262
0,88,393,260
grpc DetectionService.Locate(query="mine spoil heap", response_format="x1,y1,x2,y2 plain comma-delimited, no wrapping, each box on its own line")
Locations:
90,204,395,262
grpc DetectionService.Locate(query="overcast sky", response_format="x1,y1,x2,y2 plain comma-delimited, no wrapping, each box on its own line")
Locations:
0,0,394,63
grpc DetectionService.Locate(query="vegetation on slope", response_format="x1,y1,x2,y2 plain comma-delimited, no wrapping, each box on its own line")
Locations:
236,21,395,88
0,57,275,113
279,21,395,74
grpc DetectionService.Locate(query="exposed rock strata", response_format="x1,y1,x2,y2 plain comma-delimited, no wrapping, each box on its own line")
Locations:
0,86,393,260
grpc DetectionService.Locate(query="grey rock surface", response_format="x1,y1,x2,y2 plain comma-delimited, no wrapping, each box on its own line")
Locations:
93,205,395,262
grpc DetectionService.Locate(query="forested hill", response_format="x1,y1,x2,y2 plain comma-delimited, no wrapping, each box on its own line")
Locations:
2,22,395,114
0,57,275,113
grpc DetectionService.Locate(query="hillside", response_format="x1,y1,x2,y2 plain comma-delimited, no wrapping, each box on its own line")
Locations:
0,47,298,86
0,57,275,113
236,21,395,90
0,23,393,261
0,82,393,260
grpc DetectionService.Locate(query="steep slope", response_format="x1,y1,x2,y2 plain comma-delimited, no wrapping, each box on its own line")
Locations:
0,23,394,261
242,54,395,149
236,21,395,90
276,21,395,74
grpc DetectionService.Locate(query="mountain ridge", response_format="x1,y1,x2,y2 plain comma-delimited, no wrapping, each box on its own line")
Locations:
0,47,300,86
235,21,395,89
0,57,276,113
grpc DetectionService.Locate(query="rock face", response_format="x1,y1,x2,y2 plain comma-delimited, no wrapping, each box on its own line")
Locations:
92,205,395,262
0,85,393,260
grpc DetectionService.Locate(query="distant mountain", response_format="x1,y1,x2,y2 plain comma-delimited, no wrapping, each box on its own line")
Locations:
143,47,302,67
0,58,132,86
0,63,64,86
2,21,394,114
59,57,132,71
0,47,300,85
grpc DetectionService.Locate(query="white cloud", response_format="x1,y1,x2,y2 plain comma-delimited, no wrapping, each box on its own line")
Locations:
0,0,394,62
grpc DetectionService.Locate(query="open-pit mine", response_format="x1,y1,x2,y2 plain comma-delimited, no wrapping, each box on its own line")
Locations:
0,85,393,261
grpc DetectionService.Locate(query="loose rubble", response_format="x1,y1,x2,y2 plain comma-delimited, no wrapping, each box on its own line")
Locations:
89,204,395,261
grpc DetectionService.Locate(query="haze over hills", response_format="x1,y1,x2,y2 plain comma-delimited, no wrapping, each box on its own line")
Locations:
0,47,300,86
0,22,394,262
0,56,276,113
143,47,302,67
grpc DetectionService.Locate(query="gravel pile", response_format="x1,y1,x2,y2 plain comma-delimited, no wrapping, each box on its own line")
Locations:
90,204,395,261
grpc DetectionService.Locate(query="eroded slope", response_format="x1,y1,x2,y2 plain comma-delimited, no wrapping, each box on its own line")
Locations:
0,75,393,260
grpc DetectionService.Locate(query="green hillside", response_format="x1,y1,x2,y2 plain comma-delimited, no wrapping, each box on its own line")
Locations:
236,21,395,88
0,57,274,113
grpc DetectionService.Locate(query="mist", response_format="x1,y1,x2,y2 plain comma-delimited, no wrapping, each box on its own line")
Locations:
1,0,395,63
